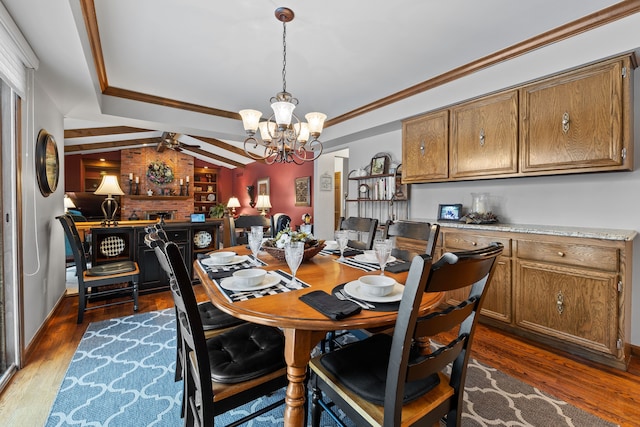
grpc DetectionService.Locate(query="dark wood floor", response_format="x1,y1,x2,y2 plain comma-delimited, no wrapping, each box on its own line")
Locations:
0,286,638,426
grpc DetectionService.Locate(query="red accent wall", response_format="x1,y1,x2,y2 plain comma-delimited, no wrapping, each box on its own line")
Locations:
231,161,314,230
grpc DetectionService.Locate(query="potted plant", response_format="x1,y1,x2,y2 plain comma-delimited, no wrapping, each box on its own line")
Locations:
209,203,226,218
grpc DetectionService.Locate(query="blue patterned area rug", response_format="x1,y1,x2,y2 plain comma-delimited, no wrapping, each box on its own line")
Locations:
46,309,614,426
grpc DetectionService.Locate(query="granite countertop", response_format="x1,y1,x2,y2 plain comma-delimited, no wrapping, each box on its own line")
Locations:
410,218,637,241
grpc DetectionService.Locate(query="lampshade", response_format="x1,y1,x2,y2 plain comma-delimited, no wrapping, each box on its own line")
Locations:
259,121,276,142
294,122,310,143
271,101,295,126
63,194,76,210
255,194,272,209
226,197,241,208
239,109,262,132
94,175,125,196
305,112,327,135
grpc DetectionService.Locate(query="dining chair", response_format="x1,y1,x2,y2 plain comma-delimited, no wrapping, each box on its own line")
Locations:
227,215,271,246
151,236,288,426
57,214,139,323
383,220,441,261
338,216,379,250
309,242,504,427
270,213,291,237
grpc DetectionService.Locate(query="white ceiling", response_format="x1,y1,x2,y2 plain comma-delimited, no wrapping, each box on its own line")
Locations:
1,0,633,167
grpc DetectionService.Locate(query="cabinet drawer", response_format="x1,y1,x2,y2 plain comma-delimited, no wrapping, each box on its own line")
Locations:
517,240,618,272
165,228,189,243
444,233,511,256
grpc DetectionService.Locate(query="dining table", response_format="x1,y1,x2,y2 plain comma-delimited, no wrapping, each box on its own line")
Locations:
194,244,444,427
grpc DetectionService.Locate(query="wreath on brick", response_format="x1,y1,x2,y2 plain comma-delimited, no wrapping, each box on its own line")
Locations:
147,161,174,184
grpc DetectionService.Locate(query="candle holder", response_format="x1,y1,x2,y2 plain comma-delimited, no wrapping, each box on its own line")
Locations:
185,182,190,196
134,182,140,195
128,178,133,195
179,185,184,196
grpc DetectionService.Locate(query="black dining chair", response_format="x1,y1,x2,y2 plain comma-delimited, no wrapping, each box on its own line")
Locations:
150,235,288,426
309,242,504,427
383,220,441,261
227,215,271,246
270,213,291,237
338,216,379,250
57,214,139,323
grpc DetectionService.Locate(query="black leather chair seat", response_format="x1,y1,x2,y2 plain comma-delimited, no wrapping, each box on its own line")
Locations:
319,333,440,405
206,323,285,383
198,301,245,331
86,260,137,276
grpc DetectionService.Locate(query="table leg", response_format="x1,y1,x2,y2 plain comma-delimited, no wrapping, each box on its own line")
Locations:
282,328,326,427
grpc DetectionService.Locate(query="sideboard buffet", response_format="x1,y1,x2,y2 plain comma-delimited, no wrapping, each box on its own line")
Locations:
425,220,635,370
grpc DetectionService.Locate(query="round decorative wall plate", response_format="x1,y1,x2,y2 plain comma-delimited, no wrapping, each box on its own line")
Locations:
99,236,126,257
207,193,216,202
35,129,59,197
194,231,212,249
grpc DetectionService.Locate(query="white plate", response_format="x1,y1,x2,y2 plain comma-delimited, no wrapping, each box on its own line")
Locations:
343,280,404,303
201,255,250,266
220,273,281,291
353,254,397,264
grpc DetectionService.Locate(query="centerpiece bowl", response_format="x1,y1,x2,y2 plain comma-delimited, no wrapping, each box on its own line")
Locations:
261,227,325,262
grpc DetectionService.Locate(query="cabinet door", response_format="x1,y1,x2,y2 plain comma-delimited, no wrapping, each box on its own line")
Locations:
515,260,619,356
520,58,632,173
137,243,189,291
450,90,519,179
402,110,449,183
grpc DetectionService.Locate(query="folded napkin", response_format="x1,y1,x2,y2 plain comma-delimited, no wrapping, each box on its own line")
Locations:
325,248,364,257
385,260,411,273
299,290,362,320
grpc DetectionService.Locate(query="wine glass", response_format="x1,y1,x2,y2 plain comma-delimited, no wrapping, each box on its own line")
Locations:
335,230,349,261
374,239,393,275
248,226,263,263
284,241,304,288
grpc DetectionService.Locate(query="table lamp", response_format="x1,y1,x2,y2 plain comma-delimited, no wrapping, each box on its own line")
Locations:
63,194,76,213
255,194,271,216
94,175,125,227
226,196,241,216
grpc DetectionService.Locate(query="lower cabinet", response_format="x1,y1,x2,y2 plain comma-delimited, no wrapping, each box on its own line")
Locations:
438,225,632,370
136,227,190,292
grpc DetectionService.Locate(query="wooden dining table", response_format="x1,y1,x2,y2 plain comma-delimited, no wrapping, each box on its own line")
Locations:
194,245,443,427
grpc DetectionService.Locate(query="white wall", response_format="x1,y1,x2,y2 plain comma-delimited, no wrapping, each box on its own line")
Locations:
22,78,65,346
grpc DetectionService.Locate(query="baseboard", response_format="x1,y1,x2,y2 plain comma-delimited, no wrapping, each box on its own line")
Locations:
22,292,71,368
631,343,640,359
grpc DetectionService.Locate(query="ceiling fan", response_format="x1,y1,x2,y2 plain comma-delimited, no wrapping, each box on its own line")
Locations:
156,132,200,152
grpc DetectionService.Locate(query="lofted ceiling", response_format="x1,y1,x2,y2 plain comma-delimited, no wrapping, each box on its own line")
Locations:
2,0,639,168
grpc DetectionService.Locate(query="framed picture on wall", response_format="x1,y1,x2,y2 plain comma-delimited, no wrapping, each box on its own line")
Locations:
257,177,270,196
320,172,332,191
370,155,388,176
295,176,311,206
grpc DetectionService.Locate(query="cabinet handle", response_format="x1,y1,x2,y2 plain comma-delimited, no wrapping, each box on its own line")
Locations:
556,291,564,314
420,140,425,156
557,251,565,257
562,112,570,134
471,241,477,246
479,128,485,146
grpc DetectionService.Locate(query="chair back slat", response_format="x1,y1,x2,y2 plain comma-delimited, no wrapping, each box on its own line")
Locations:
383,220,440,259
414,297,477,337
57,214,88,272
405,335,466,383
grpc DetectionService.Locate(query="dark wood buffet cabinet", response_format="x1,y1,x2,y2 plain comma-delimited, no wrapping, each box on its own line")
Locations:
78,219,223,293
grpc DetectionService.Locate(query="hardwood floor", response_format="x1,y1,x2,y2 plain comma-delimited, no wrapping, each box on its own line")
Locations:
0,287,638,426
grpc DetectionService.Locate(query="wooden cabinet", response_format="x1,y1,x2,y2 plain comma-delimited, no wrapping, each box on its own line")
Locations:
402,110,449,183
437,224,632,370
193,167,218,214
135,227,190,292
401,53,635,184
520,56,634,174
441,230,513,324
515,239,621,363
450,90,519,179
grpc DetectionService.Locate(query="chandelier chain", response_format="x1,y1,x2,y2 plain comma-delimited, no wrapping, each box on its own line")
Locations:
281,21,287,93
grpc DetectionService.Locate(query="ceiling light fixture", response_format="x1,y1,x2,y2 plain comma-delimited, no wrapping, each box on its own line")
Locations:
239,7,326,165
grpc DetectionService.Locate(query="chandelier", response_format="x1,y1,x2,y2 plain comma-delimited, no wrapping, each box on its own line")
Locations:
239,7,326,165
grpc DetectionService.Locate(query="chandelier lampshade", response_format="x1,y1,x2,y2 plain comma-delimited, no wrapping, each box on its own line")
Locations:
240,7,325,165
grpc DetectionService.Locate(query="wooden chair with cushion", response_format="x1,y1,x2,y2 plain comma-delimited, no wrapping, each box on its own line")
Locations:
309,242,504,427
383,220,440,261
57,214,139,323
338,216,379,250
151,235,288,426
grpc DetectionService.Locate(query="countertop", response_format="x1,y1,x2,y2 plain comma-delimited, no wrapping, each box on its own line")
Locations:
410,218,637,241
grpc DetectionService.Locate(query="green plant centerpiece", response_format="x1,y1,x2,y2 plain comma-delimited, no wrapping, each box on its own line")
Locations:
262,227,325,262
209,203,226,218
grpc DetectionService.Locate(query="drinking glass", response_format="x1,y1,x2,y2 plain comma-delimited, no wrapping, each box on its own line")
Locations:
284,241,304,288
335,230,349,261
374,239,393,275
248,226,263,263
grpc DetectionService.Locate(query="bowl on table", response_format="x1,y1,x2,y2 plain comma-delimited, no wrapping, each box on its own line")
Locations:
363,250,378,262
358,275,396,297
324,240,338,250
232,269,267,287
208,251,236,264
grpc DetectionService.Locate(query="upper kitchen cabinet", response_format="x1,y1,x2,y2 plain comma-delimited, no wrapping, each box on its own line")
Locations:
402,110,449,183
450,90,519,179
520,55,635,174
